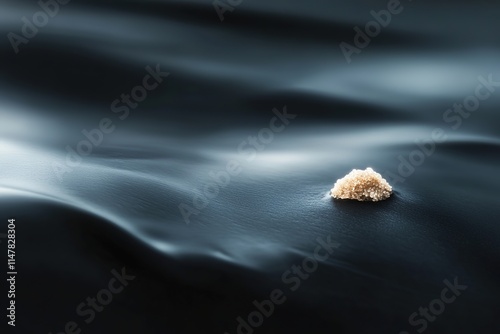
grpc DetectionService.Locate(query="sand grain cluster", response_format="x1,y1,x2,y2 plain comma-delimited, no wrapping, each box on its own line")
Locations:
330,167,392,202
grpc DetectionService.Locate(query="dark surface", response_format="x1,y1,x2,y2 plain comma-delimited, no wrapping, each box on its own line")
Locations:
1,1,500,333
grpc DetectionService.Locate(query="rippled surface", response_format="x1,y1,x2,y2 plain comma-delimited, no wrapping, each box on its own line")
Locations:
1,1,500,333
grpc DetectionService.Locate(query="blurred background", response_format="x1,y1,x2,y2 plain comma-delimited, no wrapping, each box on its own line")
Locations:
1,0,499,333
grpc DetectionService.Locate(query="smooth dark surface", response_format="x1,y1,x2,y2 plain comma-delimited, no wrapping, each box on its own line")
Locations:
1,1,500,333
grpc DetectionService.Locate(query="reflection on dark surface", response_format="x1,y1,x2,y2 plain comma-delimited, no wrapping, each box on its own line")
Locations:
0,1,499,333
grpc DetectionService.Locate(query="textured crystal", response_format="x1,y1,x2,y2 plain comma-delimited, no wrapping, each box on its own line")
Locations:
330,167,392,202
